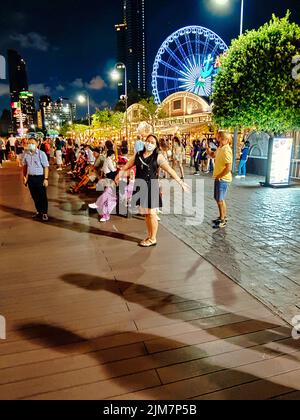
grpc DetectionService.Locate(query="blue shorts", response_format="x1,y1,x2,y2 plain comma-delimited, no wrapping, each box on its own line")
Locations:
214,180,230,202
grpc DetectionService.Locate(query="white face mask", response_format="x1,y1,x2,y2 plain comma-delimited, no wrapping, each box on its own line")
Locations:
145,143,156,152
28,144,37,153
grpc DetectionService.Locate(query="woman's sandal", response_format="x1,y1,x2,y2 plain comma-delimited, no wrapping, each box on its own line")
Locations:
139,239,157,247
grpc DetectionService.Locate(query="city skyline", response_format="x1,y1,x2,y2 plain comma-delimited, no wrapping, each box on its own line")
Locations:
0,0,299,118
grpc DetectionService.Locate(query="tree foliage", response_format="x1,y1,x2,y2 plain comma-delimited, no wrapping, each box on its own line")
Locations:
212,12,300,134
139,96,167,130
92,109,124,130
59,123,88,137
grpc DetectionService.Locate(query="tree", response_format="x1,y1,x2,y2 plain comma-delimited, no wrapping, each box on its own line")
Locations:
139,96,167,132
92,109,110,128
92,109,124,130
110,112,124,131
59,123,88,137
212,12,300,135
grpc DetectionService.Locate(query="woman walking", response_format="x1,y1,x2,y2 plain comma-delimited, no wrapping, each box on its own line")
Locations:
116,134,189,247
172,136,185,179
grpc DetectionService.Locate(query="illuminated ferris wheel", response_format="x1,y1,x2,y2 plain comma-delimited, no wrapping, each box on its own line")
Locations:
152,26,228,104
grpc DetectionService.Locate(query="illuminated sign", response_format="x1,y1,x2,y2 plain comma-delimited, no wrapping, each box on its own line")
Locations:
11,101,21,109
268,137,293,186
19,91,33,98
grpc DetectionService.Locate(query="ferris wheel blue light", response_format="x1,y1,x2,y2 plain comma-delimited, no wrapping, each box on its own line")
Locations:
152,26,228,104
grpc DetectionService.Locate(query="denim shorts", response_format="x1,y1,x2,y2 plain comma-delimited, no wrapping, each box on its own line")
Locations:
214,180,230,202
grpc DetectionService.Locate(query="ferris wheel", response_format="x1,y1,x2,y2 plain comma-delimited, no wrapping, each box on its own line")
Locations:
152,26,228,104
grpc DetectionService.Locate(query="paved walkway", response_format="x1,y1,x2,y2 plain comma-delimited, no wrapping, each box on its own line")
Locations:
0,167,299,400
160,170,300,325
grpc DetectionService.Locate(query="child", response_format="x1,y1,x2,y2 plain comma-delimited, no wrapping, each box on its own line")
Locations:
89,185,117,222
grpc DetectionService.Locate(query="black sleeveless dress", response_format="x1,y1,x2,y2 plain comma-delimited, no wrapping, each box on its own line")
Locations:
133,150,162,210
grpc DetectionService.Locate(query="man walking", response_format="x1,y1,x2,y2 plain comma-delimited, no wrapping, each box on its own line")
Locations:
236,140,250,179
207,132,233,229
23,138,50,221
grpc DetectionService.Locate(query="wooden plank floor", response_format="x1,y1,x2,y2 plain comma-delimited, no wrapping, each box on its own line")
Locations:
0,168,299,400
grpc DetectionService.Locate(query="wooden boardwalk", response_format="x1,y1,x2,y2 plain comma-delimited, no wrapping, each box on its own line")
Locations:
0,168,299,400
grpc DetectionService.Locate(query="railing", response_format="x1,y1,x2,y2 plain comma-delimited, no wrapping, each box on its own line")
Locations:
291,159,300,180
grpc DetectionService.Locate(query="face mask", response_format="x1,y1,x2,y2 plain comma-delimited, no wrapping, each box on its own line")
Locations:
145,143,156,152
28,144,37,152
134,140,145,153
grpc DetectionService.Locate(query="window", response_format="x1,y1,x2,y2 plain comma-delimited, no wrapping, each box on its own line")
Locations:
173,100,182,111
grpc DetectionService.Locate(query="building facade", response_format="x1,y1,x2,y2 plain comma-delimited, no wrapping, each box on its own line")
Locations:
115,0,147,100
39,96,76,131
7,49,36,134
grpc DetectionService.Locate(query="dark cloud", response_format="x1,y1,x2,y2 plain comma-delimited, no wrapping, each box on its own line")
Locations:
10,32,50,51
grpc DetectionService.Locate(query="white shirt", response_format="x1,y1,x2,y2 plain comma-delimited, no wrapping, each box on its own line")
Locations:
85,149,95,165
9,137,16,147
103,157,117,175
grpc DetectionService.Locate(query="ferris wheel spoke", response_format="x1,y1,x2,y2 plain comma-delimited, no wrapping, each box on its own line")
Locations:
210,42,221,60
174,37,190,64
165,47,190,73
158,59,188,77
196,33,200,60
202,36,210,60
157,86,180,95
185,34,194,60
156,75,180,82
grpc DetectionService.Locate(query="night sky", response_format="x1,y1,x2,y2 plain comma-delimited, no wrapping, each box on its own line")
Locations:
0,0,299,117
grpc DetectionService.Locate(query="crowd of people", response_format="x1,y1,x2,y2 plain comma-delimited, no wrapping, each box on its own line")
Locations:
0,131,251,244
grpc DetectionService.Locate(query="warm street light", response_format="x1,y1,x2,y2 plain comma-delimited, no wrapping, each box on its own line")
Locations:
213,0,244,35
110,69,120,82
111,62,128,140
212,0,245,173
214,0,229,6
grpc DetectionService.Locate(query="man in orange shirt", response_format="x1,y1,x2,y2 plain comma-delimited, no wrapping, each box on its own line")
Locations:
207,131,233,229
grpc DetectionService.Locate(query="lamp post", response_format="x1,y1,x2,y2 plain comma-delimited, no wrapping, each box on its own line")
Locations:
77,93,91,127
213,0,245,173
111,62,128,140
213,0,244,36
239,0,244,36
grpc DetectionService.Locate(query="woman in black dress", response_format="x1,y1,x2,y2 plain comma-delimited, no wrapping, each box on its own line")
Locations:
116,134,189,247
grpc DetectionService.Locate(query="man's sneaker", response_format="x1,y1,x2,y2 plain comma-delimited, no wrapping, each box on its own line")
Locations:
42,214,49,222
241,175,246,178
235,175,242,179
194,172,200,176
213,219,227,229
32,212,41,219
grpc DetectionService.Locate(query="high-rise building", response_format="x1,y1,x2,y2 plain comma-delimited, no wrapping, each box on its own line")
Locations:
115,0,147,99
7,50,36,134
39,96,76,130
115,23,127,100
7,49,28,102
